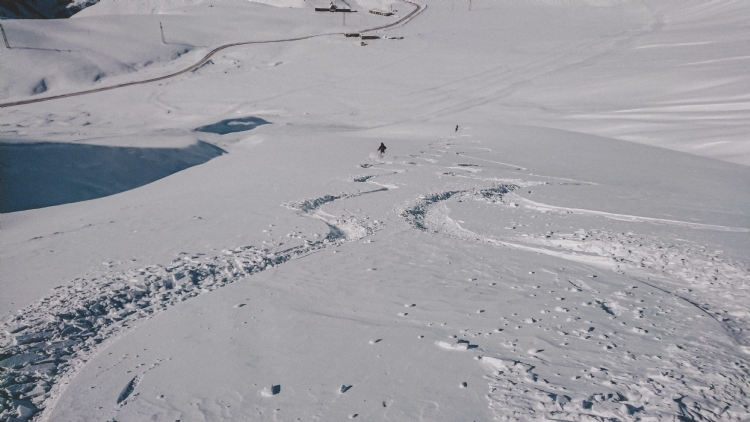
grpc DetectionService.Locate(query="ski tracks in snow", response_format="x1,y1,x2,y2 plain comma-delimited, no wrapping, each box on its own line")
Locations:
0,180,389,421
2,133,749,421
394,136,750,421
402,187,750,420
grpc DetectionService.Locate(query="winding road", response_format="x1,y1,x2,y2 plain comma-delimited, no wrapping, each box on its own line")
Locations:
0,0,424,109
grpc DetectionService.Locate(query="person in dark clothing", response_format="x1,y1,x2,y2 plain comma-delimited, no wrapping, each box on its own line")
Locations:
377,142,386,154
455,125,459,132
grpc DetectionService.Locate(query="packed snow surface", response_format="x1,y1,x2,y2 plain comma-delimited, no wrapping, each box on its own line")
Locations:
1,0,749,421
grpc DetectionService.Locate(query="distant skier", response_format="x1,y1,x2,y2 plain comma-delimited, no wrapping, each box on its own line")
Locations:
377,142,387,154
455,125,459,132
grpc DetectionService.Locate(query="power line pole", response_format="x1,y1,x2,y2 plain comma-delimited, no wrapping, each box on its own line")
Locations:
159,21,166,44
0,22,10,49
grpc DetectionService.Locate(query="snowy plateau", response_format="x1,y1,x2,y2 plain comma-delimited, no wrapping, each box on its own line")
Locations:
1,0,749,421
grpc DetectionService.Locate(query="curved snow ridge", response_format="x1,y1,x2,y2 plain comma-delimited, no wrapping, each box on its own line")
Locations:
509,193,750,233
404,186,750,345
454,153,527,171
0,200,382,421
284,194,343,213
351,171,401,189
400,184,518,231
400,187,750,419
284,186,389,214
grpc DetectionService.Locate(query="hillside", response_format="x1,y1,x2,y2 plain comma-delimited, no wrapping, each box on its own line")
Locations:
1,1,748,421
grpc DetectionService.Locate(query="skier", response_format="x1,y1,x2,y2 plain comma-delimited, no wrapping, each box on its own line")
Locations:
377,142,387,154
455,125,459,132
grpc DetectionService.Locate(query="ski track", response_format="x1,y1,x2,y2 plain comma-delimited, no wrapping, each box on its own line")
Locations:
2,138,749,420
399,177,750,421
0,185,387,421
454,153,528,171
509,193,750,233
402,182,750,345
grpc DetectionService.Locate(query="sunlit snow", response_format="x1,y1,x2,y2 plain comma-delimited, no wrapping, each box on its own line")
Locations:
1,0,749,421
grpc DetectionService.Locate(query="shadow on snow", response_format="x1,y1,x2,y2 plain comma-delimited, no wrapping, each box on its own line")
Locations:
0,140,225,213
194,116,271,135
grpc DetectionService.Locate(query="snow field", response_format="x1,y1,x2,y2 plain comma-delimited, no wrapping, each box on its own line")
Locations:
1,0,750,420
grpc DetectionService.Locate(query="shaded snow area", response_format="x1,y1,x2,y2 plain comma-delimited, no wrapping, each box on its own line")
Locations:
0,0,99,19
0,140,225,212
1,0,749,421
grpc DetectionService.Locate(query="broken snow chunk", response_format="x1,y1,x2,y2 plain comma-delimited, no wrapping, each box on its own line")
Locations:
42,340,77,351
7,382,35,396
436,339,472,350
14,331,54,345
25,384,49,399
260,385,281,396
19,363,57,377
6,324,28,334
482,356,509,371
0,353,41,369
15,401,37,419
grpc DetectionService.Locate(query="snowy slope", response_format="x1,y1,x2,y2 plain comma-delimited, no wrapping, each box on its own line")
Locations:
1,0,749,421
0,0,98,19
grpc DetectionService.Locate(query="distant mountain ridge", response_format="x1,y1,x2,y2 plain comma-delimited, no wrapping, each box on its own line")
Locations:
0,0,99,19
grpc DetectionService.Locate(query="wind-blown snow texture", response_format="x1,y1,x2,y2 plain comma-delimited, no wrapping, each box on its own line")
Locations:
1,0,749,421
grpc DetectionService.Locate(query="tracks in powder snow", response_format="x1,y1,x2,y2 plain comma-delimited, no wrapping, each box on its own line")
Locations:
0,0,425,109
401,182,750,347
3,136,749,421
0,179,392,421
392,136,750,420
